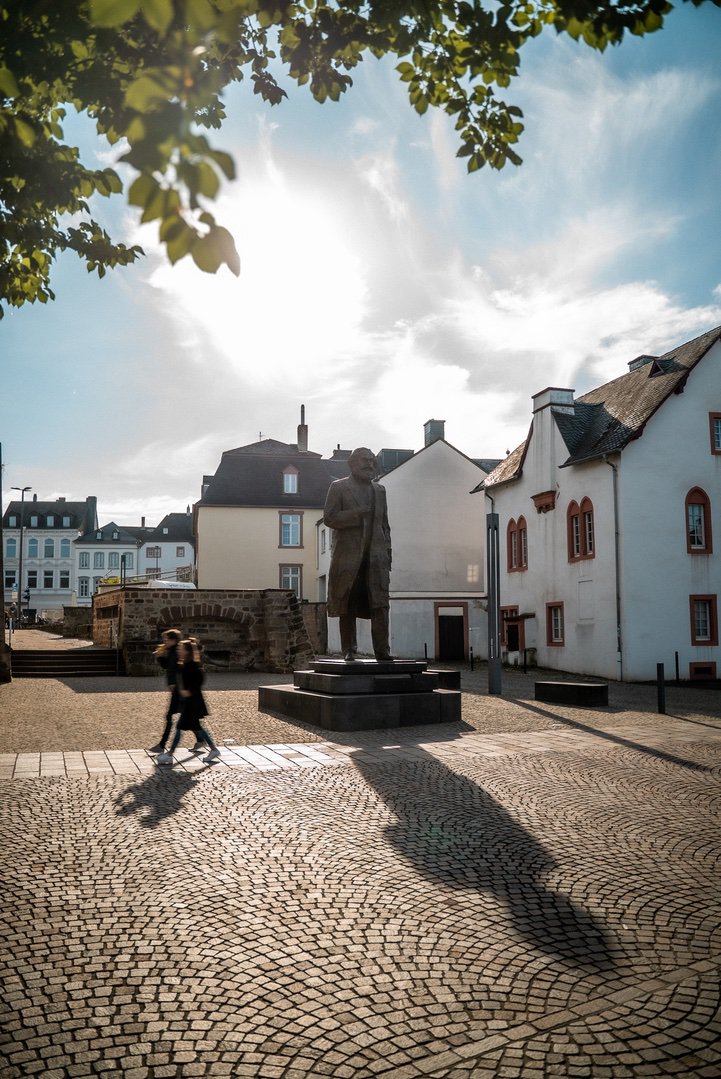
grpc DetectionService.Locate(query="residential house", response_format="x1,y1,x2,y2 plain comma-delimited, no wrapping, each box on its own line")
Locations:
2,495,98,620
479,325,721,682
195,409,350,600
74,521,149,605
320,420,501,659
139,510,194,581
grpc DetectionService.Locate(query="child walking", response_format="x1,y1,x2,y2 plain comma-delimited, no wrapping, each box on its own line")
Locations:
156,638,220,765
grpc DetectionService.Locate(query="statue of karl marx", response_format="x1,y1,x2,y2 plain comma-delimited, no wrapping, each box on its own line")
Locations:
323,447,392,661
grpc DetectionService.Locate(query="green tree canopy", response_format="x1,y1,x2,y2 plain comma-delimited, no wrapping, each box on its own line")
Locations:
0,0,716,316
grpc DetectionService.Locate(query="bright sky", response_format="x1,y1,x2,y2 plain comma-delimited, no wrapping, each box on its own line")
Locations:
2,5,720,527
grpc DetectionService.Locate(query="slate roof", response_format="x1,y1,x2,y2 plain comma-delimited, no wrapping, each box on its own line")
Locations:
481,325,721,490
75,522,149,545
2,498,96,532
225,439,322,459
145,513,194,544
199,449,350,508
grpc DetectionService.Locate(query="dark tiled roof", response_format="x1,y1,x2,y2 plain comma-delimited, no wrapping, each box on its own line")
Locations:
146,513,194,543
225,439,322,459
200,451,350,508
473,458,504,474
482,325,721,487
2,499,94,530
75,522,149,544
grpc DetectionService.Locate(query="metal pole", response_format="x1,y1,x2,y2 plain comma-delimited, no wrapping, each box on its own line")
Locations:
674,651,680,686
486,511,502,695
469,646,474,672
657,663,666,715
11,486,31,628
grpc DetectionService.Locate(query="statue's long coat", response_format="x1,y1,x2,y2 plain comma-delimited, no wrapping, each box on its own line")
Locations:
323,478,392,618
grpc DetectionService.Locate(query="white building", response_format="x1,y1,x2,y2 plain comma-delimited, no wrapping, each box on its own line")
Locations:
321,421,500,660
139,511,194,582
480,325,721,682
2,495,98,620
74,522,148,605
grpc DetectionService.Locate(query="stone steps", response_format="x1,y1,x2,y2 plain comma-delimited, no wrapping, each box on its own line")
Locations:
10,648,123,678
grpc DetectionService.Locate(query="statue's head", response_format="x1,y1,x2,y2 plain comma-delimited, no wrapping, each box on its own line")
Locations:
348,447,377,484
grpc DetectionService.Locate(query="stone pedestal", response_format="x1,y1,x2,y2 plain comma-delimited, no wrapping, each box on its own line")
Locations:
258,658,461,732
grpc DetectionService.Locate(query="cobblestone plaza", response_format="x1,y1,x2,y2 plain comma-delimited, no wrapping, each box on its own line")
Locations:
1,637,720,1077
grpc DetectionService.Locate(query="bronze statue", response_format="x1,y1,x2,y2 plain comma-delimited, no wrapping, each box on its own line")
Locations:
323,447,392,661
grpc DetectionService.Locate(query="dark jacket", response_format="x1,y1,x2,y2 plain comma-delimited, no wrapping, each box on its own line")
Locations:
323,477,391,617
178,659,209,728
157,643,179,687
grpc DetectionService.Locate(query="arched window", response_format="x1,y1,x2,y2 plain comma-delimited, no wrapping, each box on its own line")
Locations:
6,538,16,558
517,516,528,568
507,518,528,572
686,488,712,553
60,539,71,558
507,518,518,571
567,498,594,560
44,538,54,558
28,538,38,558
580,498,594,557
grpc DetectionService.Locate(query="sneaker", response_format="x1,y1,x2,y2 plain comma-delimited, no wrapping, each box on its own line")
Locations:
148,743,165,754
155,752,174,765
191,742,206,753
204,748,221,763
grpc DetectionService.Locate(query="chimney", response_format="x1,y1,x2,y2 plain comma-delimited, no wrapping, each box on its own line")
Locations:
532,387,575,415
628,354,658,372
141,516,146,528
424,419,445,446
32,492,38,502
58,496,66,502
297,404,308,453
85,495,98,532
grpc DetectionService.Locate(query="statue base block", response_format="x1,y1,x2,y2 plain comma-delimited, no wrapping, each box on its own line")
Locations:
258,659,461,732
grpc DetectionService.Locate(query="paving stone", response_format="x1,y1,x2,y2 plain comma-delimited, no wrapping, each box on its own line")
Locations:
2,674,721,1078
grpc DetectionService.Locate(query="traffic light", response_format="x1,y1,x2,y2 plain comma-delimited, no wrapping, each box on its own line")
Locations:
23,588,30,607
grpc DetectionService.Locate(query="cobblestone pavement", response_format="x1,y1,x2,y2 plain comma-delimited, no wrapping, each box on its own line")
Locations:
2,641,721,1077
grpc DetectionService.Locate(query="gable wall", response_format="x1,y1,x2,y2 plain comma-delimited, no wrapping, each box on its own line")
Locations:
618,342,721,679
382,441,486,594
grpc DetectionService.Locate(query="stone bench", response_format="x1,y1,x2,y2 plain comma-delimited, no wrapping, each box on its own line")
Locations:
535,681,609,707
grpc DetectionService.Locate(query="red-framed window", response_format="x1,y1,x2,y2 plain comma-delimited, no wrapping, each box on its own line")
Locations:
567,498,595,561
546,602,565,646
709,413,721,455
686,488,713,553
501,606,525,651
689,595,718,646
689,661,717,681
506,517,528,572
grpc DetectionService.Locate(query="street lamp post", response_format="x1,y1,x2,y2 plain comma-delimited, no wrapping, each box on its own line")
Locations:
11,486,31,627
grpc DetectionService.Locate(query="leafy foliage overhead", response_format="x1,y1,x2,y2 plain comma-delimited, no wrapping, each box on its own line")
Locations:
1,0,717,315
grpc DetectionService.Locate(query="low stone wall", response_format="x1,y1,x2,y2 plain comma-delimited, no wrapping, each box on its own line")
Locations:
92,587,314,675
302,602,327,656
63,607,93,639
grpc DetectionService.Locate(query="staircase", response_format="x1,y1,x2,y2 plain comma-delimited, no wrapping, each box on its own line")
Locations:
10,648,124,678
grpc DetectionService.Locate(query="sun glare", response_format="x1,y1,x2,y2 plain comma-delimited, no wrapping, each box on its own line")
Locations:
146,173,369,386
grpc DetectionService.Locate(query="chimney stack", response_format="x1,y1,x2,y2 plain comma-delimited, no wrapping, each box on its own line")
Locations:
141,516,146,528
423,419,445,446
297,404,308,453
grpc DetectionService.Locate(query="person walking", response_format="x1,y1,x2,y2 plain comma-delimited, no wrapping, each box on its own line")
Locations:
156,637,220,765
148,629,187,754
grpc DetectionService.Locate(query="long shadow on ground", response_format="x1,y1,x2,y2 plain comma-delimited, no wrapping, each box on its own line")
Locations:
353,744,616,973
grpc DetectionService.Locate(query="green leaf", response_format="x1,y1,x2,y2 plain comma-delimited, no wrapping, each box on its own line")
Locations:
0,66,19,97
89,0,141,29
140,0,174,33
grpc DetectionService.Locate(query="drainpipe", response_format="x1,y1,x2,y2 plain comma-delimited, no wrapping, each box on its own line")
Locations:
604,456,623,681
